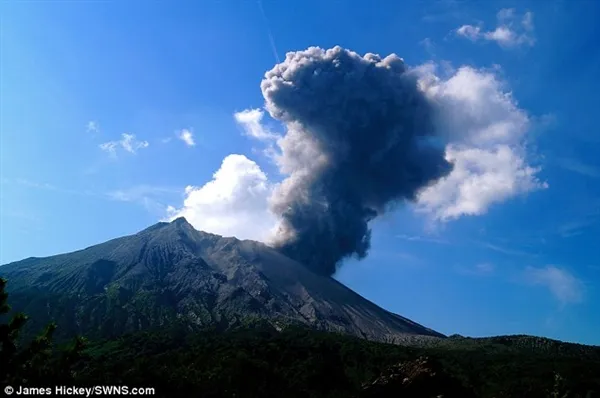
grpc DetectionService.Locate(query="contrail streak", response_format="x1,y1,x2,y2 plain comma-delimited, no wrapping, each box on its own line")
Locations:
257,0,281,63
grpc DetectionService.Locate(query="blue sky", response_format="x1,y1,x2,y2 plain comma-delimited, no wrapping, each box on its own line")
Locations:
1,0,599,345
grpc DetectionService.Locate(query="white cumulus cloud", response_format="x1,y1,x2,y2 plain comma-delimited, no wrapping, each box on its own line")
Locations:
525,265,584,305
178,129,196,147
166,154,278,241
456,25,481,41
415,65,547,221
234,108,279,141
99,133,149,157
456,9,535,49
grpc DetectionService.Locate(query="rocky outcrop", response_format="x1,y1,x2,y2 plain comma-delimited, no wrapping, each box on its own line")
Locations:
360,356,476,398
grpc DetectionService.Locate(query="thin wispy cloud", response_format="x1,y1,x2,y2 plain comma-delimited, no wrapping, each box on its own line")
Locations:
457,262,496,276
13,179,59,191
474,262,495,274
392,251,426,267
107,185,179,202
368,249,427,268
234,109,281,161
108,185,180,216
525,265,584,305
555,157,600,179
557,218,598,238
421,0,469,23
396,234,448,244
477,240,539,258
86,121,100,133
99,142,119,156
1,210,41,224
556,199,600,238
419,38,436,56
99,133,149,157
177,129,196,147
455,9,535,49
4,178,96,197
1,178,179,217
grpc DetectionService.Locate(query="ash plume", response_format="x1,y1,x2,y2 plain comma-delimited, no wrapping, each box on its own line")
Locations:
261,46,452,275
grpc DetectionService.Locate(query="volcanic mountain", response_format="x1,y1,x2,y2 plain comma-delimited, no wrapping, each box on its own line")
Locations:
0,217,444,342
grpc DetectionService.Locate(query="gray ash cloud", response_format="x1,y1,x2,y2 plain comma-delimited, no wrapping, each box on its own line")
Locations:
261,46,452,275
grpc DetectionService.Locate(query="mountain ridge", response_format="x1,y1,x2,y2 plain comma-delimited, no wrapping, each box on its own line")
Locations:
0,217,444,343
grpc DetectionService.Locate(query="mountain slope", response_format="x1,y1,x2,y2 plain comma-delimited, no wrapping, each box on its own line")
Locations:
0,217,443,342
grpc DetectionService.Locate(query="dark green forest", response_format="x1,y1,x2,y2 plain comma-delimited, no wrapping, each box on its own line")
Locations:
2,278,599,398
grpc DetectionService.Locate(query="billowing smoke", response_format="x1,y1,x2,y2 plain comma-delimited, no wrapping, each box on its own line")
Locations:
261,46,453,275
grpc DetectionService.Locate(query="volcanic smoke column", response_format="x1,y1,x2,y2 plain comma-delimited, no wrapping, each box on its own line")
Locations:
261,46,452,276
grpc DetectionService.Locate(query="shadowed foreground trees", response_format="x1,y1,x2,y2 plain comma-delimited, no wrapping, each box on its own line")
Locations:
1,276,599,397
0,278,87,385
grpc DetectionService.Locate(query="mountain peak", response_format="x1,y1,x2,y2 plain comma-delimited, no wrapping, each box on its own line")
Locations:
170,217,197,235
138,217,195,236
171,216,191,226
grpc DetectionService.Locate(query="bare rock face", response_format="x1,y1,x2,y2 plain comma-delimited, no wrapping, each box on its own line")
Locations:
360,357,476,398
0,218,444,343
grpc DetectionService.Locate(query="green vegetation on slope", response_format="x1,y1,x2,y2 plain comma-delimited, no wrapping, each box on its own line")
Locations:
2,278,599,398
77,327,600,398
